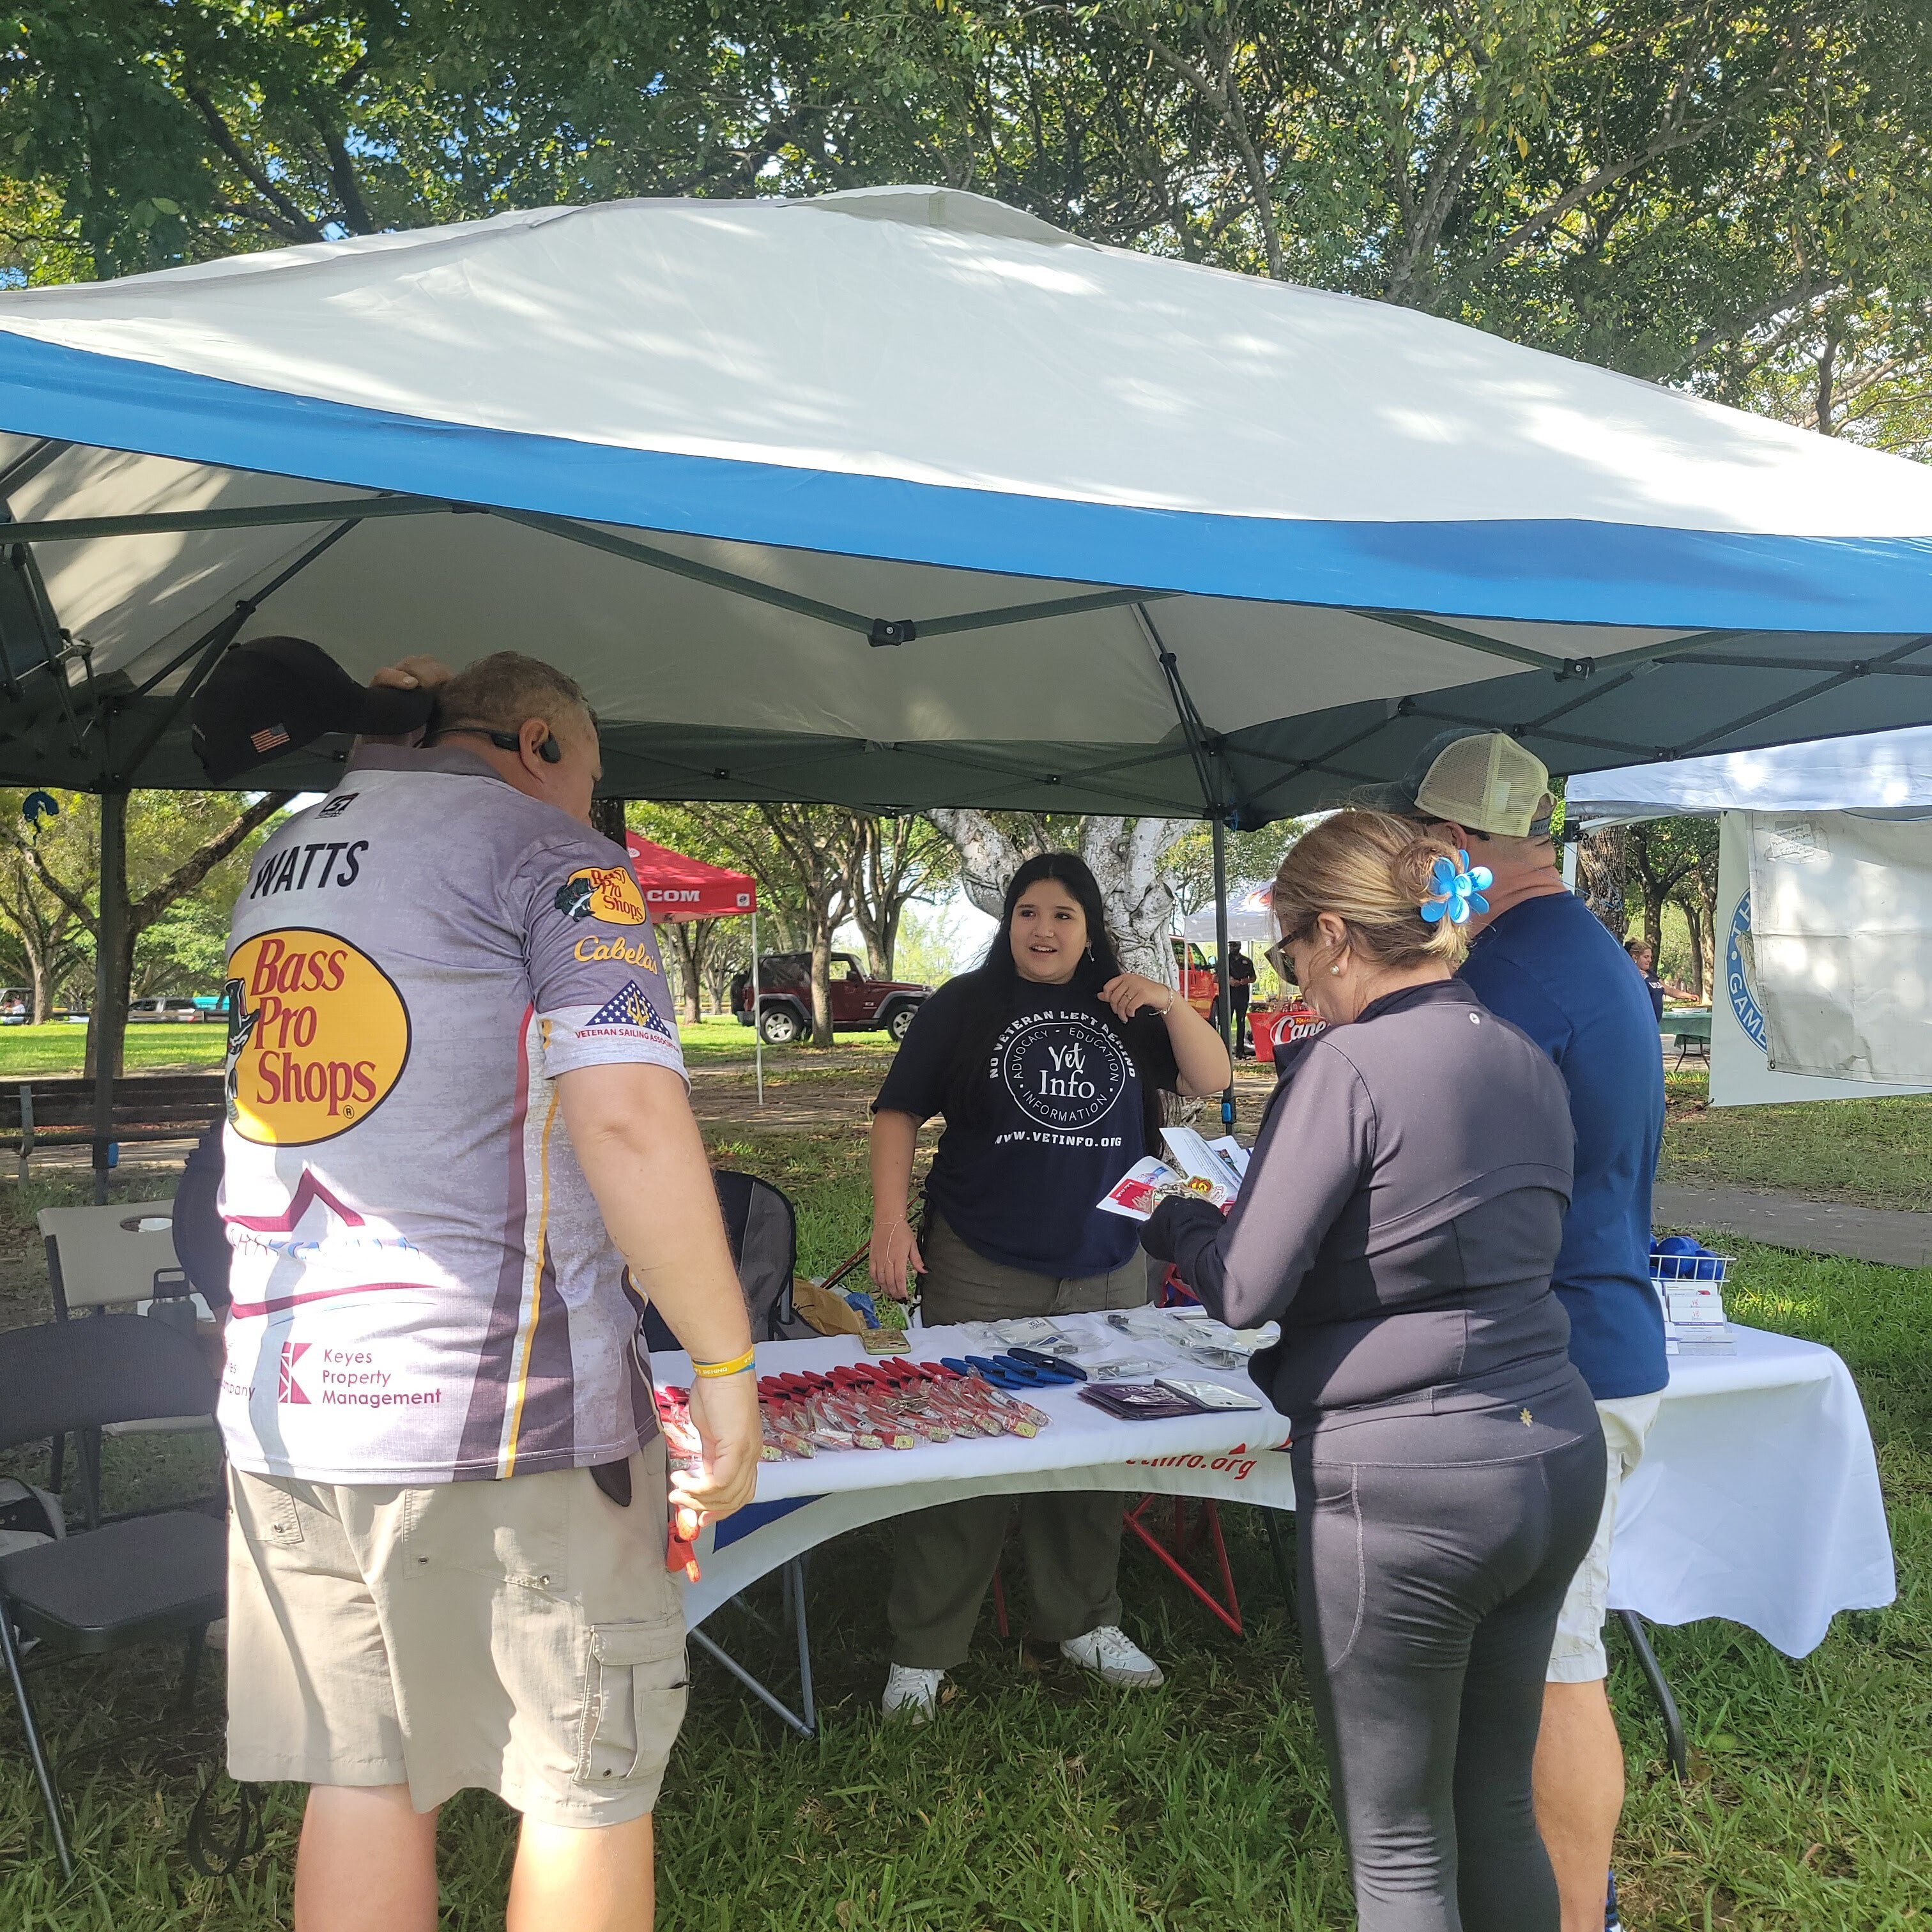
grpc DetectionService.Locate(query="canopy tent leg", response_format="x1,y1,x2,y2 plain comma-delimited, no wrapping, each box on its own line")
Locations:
752,908,763,1107
91,788,126,1205
1211,814,1234,1135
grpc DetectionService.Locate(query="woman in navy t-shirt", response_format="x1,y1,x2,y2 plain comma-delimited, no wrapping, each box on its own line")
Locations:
868,853,1231,1720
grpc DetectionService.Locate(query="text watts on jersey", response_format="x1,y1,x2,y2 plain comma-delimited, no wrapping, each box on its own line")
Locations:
248,840,369,899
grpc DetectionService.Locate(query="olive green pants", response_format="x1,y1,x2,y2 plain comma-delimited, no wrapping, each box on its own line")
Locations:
887,1213,1152,1669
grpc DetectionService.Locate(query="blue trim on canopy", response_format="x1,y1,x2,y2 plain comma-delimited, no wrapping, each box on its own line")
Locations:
3,330,1929,634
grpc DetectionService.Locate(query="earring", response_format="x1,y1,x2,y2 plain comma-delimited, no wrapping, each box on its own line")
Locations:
1329,962,1343,976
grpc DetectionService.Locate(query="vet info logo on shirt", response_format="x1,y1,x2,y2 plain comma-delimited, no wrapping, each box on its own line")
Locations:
997,1009,1130,1134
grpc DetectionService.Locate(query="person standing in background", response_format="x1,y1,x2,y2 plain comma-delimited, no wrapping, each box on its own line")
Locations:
1370,728,1667,1932
1623,940,1690,1025
1225,940,1257,1057
1623,939,1666,1023
867,853,1230,1722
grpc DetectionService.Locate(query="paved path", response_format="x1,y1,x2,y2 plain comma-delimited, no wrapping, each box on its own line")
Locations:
1654,1183,1932,1269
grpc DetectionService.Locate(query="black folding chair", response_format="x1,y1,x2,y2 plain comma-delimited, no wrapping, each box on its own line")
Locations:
0,1317,225,1879
642,1168,810,1351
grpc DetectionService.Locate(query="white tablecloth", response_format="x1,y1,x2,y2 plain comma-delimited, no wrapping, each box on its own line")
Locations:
658,1319,1894,1657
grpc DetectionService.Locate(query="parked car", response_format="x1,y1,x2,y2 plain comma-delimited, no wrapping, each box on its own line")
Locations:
1172,938,1220,1017
128,996,207,1023
730,953,931,1046
0,988,29,1026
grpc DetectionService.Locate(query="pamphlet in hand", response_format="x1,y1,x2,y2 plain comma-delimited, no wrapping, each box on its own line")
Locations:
1158,1125,1245,1202
1096,1126,1246,1222
1096,1154,1186,1221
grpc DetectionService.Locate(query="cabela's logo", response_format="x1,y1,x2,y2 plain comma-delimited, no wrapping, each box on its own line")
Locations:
1725,891,1767,1053
997,1011,1129,1133
555,865,648,926
224,928,411,1146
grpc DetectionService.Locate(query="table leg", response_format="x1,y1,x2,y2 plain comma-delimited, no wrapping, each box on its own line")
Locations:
691,1557,817,1738
1259,1506,1298,1618
1614,1607,1687,1779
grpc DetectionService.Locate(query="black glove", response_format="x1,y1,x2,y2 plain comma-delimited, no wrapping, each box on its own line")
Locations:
1141,1193,1222,1264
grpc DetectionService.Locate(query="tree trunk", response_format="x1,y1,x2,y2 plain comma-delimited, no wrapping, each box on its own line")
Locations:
29,935,62,1025
928,809,1183,986
807,912,835,1047
1080,816,1183,985
1676,891,1705,1000
1575,828,1627,937
928,808,1036,919
590,797,627,845
663,920,715,1027
84,792,130,1084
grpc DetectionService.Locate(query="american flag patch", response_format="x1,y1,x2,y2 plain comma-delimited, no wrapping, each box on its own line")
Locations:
585,980,675,1039
250,723,291,753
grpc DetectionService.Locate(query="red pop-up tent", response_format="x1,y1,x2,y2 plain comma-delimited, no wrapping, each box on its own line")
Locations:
624,834,765,1102
624,834,756,921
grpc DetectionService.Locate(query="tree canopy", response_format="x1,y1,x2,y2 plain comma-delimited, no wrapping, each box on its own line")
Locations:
4,3,1929,439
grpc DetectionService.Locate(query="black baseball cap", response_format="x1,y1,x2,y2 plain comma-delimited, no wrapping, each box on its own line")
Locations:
190,636,436,783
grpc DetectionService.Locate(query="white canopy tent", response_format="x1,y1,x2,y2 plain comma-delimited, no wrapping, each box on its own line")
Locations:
2,185,1931,818
1567,726,1932,826
1183,884,1275,942
6,184,1932,1169
1567,732,1932,1100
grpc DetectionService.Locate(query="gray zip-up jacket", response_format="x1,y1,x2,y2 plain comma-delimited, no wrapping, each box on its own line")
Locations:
1146,977,1582,1445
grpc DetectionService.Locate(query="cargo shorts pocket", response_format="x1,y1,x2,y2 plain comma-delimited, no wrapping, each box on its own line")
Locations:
577,1620,690,1786
232,1470,305,1550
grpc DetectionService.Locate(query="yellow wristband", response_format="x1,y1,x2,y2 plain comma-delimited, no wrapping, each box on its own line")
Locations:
692,1346,756,1379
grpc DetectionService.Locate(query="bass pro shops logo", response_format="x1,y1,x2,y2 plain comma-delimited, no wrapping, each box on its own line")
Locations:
224,928,412,1146
555,865,648,926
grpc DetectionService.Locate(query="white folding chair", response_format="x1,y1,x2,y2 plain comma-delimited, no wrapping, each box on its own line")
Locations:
36,1201,218,1521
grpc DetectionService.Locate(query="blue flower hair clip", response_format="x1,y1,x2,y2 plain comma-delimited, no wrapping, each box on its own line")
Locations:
1420,850,1493,926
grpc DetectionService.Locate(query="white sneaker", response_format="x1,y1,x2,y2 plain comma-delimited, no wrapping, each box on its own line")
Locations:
1059,1624,1164,1687
882,1663,944,1723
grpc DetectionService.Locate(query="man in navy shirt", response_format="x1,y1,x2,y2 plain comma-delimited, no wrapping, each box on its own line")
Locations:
1370,728,1666,1932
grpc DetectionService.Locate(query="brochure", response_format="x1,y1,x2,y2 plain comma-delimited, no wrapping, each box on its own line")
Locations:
1159,1124,1245,1201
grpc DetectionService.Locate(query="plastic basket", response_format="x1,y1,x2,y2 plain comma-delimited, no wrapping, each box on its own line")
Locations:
1649,1250,1733,1286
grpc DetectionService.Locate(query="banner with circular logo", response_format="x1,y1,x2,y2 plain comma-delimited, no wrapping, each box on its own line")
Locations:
225,928,411,1145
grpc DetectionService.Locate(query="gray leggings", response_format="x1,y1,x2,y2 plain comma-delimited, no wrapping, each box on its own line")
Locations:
1292,1414,1606,1932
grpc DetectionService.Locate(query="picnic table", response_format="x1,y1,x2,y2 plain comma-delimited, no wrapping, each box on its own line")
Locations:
1662,1006,1712,1067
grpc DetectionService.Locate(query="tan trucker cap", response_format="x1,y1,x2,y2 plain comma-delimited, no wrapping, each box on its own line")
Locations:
1358,728,1556,838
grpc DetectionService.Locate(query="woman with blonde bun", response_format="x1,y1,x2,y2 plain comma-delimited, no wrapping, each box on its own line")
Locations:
1142,811,1606,1932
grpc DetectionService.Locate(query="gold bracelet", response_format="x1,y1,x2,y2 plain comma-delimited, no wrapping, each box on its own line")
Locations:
692,1346,756,1379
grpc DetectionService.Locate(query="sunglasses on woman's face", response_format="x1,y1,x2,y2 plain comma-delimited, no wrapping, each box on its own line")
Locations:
1264,939,1294,983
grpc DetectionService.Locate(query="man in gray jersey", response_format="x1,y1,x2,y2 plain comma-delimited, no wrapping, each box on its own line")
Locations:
217,651,758,1932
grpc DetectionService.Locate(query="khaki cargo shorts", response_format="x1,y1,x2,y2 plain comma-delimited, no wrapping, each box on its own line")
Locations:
227,1440,688,1824
1547,1392,1663,1684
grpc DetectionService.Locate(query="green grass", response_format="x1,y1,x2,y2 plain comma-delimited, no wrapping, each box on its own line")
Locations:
0,1024,227,1078
1661,1070,1932,1213
0,1173,1924,1925
0,1016,895,1083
